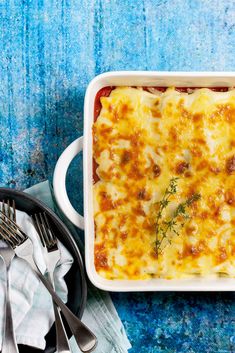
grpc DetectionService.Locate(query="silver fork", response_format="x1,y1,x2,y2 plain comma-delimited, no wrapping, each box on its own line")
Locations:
32,212,70,353
0,200,19,353
0,205,97,353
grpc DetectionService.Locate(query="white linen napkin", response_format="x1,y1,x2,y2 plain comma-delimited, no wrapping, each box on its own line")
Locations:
26,181,132,353
0,204,73,350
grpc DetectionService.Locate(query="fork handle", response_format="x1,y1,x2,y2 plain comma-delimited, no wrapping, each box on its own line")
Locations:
2,267,19,353
53,298,71,352
35,271,97,353
47,271,71,353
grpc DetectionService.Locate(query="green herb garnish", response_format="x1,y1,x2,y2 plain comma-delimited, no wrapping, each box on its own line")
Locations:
155,178,201,254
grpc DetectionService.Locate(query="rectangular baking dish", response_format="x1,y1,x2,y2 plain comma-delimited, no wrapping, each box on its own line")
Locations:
56,71,235,291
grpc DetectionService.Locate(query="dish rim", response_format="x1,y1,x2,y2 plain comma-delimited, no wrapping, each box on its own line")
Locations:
83,71,235,292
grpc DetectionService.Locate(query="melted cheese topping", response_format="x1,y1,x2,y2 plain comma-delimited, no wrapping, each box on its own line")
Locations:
93,86,235,280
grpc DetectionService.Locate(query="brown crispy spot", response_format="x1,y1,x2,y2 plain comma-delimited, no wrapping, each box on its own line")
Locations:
185,225,197,235
190,246,200,256
225,190,235,206
193,113,203,123
226,155,235,174
120,232,128,240
191,147,202,157
213,206,221,218
151,107,161,118
128,162,143,179
180,241,206,259
119,214,127,227
132,203,146,216
120,103,133,117
185,171,192,178
162,145,168,152
210,165,221,174
100,126,113,137
177,99,190,118
150,250,158,259
216,189,223,197
213,104,235,123
216,247,227,264
100,192,114,211
121,150,131,164
176,161,189,174
137,189,151,201
169,128,178,141
142,219,155,232
153,164,161,177
95,244,109,271
199,211,209,220
130,131,142,148
137,189,146,200
196,160,208,171
192,138,206,145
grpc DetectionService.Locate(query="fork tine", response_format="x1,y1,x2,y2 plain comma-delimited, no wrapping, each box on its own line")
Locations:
2,200,6,222
0,217,21,245
2,200,10,227
41,213,54,245
0,223,16,247
7,200,11,219
0,201,17,247
32,212,56,249
43,213,56,244
39,213,53,247
38,214,49,246
0,209,27,240
1,200,21,245
0,200,27,245
10,199,18,236
32,214,46,247
12,200,16,223
7,200,16,233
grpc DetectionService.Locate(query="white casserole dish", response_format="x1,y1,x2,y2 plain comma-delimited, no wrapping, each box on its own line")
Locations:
53,71,235,291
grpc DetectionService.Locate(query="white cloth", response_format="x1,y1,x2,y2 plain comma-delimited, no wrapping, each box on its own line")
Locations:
26,181,132,353
0,204,73,350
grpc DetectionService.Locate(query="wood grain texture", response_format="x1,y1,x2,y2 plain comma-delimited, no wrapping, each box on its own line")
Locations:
1,1,235,352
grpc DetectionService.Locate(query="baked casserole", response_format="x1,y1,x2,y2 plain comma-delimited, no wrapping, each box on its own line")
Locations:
93,86,235,280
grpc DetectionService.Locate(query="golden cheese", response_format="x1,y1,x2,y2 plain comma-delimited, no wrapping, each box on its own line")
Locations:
93,86,235,280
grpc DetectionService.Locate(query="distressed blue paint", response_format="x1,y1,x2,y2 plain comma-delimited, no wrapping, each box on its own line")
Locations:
1,1,235,352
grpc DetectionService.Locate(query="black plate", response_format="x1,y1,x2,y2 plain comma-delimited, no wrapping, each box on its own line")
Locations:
0,188,87,353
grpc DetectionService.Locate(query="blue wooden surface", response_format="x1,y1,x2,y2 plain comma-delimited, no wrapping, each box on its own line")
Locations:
1,1,235,352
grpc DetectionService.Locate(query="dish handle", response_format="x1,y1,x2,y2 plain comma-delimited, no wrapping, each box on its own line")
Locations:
53,137,84,229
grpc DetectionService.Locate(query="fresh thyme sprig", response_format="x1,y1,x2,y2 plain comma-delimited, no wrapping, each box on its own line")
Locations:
155,177,179,249
155,179,201,254
155,177,179,225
